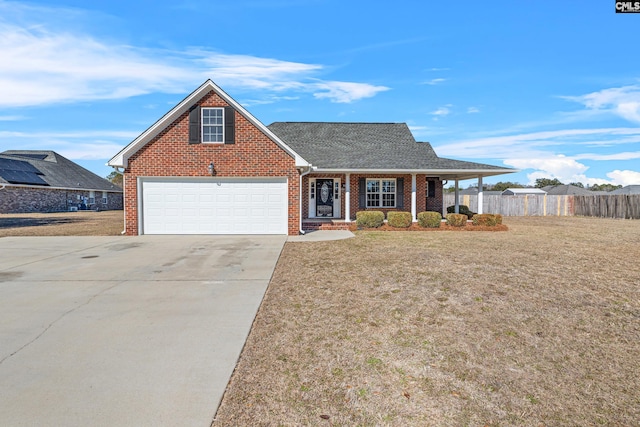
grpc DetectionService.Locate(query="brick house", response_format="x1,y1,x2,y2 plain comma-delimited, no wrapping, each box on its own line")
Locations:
0,151,123,213
108,80,512,235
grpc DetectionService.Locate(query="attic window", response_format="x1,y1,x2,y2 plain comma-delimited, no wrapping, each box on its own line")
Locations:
202,108,224,143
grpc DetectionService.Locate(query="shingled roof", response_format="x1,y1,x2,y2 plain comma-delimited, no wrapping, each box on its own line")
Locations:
0,150,122,192
267,122,512,177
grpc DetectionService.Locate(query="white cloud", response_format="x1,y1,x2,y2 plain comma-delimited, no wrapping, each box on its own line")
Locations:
504,155,590,185
0,130,136,160
467,107,480,113
563,85,640,123
0,115,25,121
435,127,640,159
0,2,388,106
607,170,640,185
573,151,640,161
423,78,446,85
312,81,389,103
430,105,452,117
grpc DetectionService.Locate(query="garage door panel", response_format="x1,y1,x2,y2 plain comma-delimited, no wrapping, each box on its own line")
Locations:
141,178,287,235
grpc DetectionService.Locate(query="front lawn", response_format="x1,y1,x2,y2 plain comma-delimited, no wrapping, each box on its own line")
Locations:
214,216,640,426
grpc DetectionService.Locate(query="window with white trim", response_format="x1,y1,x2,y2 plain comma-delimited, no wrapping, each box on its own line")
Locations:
202,108,224,143
102,191,108,204
366,178,396,208
88,191,95,205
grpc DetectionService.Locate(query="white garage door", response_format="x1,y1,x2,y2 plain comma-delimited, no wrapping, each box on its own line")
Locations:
141,178,288,235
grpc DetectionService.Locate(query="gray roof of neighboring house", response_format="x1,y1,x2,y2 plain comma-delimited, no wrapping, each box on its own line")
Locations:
502,188,547,195
0,150,122,192
457,188,503,196
610,185,640,195
267,122,512,174
542,184,593,195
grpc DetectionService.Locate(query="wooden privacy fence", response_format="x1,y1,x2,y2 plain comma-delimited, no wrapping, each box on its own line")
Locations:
442,194,640,219
574,195,640,219
442,194,574,216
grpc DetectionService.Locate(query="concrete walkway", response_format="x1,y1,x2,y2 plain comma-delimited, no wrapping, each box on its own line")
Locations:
287,230,355,242
0,235,286,427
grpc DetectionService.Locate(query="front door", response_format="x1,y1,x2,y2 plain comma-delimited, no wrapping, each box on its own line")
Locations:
316,179,334,217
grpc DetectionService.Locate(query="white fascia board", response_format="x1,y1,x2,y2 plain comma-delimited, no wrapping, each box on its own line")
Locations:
108,80,310,168
313,168,517,178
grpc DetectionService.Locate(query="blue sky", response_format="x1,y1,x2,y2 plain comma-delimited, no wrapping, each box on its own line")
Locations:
1,0,639,187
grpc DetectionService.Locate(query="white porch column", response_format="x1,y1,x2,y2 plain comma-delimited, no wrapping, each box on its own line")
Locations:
411,173,417,222
454,179,460,214
477,176,484,214
344,173,351,222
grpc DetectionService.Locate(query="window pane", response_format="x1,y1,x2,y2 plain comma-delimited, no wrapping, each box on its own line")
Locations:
382,193,395,207
367,193,380,207
382,180,395,193
367,180,379,192
202,108,224,142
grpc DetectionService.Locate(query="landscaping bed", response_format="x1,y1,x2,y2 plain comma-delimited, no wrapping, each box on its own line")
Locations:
351,222,509,232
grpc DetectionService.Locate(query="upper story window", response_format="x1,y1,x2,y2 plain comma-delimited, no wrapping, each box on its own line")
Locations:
202,108,224,143
366,178,396,208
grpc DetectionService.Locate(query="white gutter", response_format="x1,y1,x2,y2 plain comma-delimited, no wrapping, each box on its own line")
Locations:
298,165,314,235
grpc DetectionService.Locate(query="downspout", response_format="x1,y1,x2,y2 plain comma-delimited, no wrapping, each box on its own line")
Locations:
298,165,313,235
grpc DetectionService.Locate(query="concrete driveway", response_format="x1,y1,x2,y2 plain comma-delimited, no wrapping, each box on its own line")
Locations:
0,235,286,426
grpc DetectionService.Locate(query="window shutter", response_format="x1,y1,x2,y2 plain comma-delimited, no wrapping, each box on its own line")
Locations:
358,178,366,208
396,178,404,208
188,106,201,144
224,106,235,144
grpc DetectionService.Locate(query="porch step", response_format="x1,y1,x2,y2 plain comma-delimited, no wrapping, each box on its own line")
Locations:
302,220,352,231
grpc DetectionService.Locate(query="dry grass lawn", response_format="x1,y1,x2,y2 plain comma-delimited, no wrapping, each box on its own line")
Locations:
214,217,640,426
0,211,124,236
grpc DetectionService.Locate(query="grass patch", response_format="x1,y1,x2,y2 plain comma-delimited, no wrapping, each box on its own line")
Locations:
0,211,123,236
213,216,640,426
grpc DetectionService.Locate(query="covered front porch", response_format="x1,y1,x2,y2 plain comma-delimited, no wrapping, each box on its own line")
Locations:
300,171,500,230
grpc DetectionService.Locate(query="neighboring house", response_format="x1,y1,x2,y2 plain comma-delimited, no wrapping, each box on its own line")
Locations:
610,185,640,195
0,151,123,213
542,184,592,196
456,188,502,196
502,188,547,196
108,80,514,235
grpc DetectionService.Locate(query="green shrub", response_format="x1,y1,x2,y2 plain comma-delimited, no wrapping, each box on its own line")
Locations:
356,211,384,228
446,205,475,219
417,211,442,228
387,211,412,228
446,213,467,227
472,213,499,226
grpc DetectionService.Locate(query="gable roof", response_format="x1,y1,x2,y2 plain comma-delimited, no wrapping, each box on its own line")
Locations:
267,122,514,179
502,187,546,195
610,185,640,194
108,79,308,169
542,184,592,195
1,151,121,192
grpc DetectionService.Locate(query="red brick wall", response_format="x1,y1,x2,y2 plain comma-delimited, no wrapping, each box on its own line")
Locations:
123,90,299,235
426,178,444,213
0,186,123,213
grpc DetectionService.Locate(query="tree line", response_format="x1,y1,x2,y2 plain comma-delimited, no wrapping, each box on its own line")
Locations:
445,178,623,193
